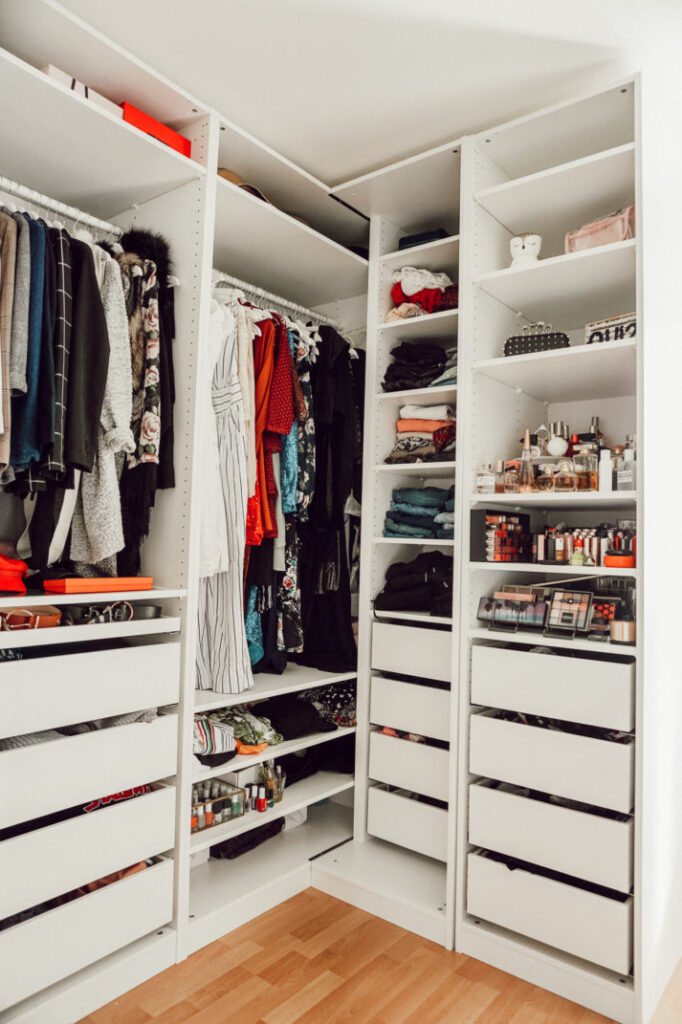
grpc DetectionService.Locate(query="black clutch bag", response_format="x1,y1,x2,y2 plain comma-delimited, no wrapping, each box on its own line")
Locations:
504,322,569,357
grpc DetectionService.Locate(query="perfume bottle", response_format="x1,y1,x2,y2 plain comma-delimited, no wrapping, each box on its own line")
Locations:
554,457,577,491
504,463,519,492
494,459,505,493
476,463,495,494
518,429,535,493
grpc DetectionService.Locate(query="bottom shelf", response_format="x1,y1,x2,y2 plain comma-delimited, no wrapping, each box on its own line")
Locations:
311,835,447,945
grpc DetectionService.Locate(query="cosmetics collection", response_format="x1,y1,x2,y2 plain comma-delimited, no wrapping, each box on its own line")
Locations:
477,578,636,644
476,417,637,494
473,511,636,567
190,763,287,833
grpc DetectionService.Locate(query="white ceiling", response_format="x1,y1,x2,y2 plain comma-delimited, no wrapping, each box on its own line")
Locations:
56,0,666,184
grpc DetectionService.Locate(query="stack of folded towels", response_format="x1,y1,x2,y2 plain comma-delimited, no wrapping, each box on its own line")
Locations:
381,341,455,393
374,551,453,616
384,485,454,539
385,402,456,464
385,267,459,322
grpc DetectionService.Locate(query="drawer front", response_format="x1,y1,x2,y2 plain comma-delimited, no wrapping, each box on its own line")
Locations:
0,642,181,739
370,676,450,742
0,715,178,828
369,731,449,802
368,786,447,862
372,622,451,682
471,645,635,731
469,782,633,893
469,713,634,813
0,858,173,1011
0,786,176,919
467,852,632,974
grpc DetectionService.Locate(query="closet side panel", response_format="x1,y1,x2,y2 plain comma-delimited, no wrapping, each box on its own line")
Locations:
638,71,682,1024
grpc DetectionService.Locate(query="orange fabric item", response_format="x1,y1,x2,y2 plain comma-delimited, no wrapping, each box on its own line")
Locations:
397,418,453,433
247,318,277,543
235,739,268,755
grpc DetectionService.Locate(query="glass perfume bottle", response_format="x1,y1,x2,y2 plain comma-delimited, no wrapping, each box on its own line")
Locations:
535,463,555,491
504,463,519,492
518,429,535,493
554,457,577,491
476,463,495,494
494,459,505,493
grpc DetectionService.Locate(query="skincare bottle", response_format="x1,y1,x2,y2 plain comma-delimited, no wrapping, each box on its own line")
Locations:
617,449,637,490
599,448,613,492
518,430,535,493
494,459,505,493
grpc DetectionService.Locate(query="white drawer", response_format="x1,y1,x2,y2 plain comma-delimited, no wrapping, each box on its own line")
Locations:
370,676,450,742
369,730,449,802
469,712,634,813
471,644,635,731
372,621,451,682
469,782,633,893
467,851,632,974
0,714,178,828
368,786,448,862
0,786,176,919
0,858,173,1011
0,642,181,739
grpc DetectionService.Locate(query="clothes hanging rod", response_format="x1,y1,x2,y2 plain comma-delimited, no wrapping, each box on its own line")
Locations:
212,269,341,328
0,176,123,237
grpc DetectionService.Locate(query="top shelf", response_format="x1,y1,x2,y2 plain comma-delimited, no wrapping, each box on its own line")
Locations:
218,118,368,249
213,177,368,307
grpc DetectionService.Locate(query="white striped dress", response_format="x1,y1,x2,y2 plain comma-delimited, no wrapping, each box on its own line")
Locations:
196,303,253,694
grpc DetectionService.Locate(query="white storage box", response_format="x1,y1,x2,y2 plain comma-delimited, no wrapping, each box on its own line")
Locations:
0,714,178,829
42,64,123,118
371,621,451,682
369,730,449,802
467,851,633,974
370,675,450,741
0,858,173,1010
471,644,635,731
468,781,633,893
368,786,447,862
0,785,175,919
0,642,181,739
469,711,634,813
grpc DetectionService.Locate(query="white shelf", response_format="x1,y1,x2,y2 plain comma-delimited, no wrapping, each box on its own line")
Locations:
3,587,186,610
190,772,354,853
0,616,181,649
374,610,453,626
380,235,459,274
213,176,367,306
331,139,461,235
474,240,636,328
475,144,635,254
377,461,457,475
0,46,204,219
470,562,638,579
193,727,357,783
194,667,356,712
470,491,636,511
377,308,458,339
377,384,457,402
374,537,454,547
189,803,352,921
218,118,367,248
473,341,636,403
468,627,637,658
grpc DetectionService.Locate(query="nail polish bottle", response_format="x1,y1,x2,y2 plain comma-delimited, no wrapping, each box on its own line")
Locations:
256,786,267,812
204,802,213,827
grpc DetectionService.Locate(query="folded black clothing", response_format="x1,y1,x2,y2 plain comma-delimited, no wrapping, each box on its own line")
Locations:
196,751,238,769
384,362,444,383
312,733,355,773
374,585,434,612
385,551,453,582
380,570,430,593
210,819,284,860
277,749,318,785
431,590,453,616
255,696,337,739
390,342,446,366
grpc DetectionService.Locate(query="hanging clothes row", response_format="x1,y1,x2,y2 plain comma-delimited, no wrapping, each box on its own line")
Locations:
197,283,365,695
0,203,175,578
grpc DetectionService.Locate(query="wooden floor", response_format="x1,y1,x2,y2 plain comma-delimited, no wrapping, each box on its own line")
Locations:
81,889,616,1024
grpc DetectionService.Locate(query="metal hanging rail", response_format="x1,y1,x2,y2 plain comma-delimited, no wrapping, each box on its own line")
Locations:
0,176,123,237
212,269,341,328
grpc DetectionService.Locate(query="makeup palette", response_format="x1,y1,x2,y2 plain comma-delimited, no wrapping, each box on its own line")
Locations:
546,590,592,633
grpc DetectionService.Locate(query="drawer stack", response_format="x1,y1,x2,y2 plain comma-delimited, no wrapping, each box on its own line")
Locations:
466,642,636,975
367,622,452,862
0,640,181,1011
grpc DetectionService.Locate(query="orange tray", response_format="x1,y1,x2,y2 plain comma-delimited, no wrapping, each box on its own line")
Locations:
43,577,154,594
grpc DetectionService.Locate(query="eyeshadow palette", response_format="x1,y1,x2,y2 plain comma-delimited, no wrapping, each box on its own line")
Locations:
546,590,593,633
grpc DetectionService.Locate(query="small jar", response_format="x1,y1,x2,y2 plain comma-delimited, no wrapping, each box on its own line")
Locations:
554,457,577,491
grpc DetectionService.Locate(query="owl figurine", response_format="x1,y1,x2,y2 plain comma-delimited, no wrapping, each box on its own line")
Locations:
510,233,542,268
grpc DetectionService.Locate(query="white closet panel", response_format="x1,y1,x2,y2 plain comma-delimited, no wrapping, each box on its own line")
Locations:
371,621,452,681
369,731,449,802
368,787,448,862
370,676,450,741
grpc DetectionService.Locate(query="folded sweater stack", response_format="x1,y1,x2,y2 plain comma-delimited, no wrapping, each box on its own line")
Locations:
385,267,459,322
382,341,452,393
384,485,454,539
385,402,456,465
374,551,453,616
